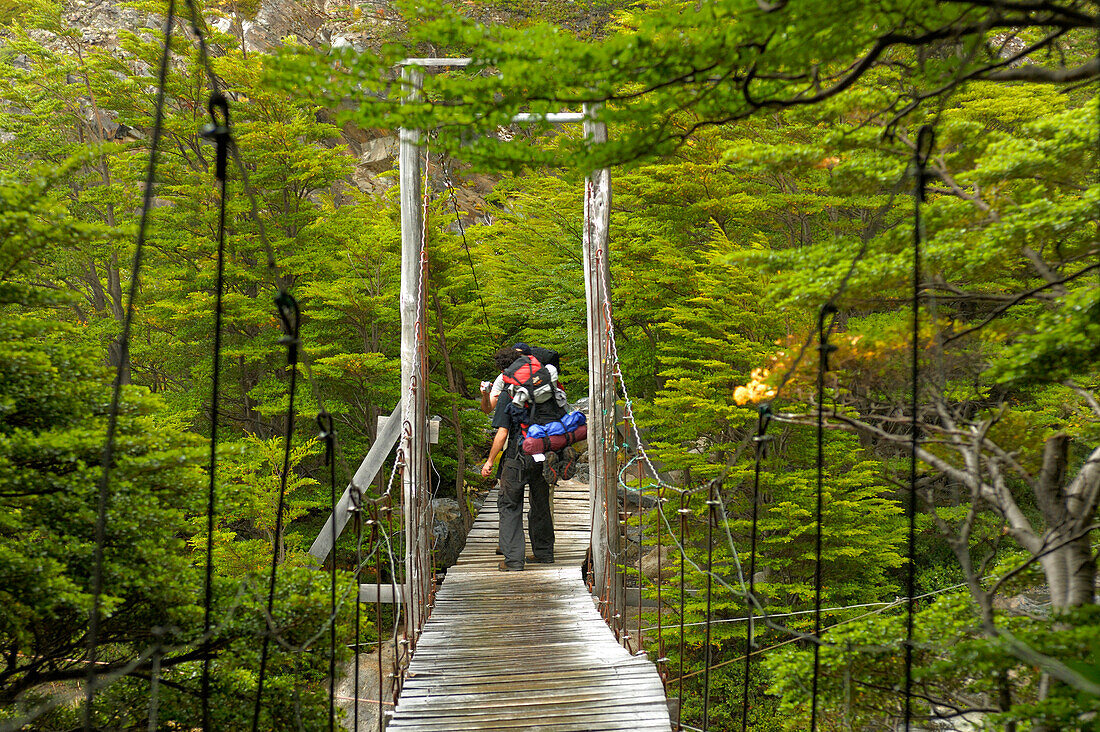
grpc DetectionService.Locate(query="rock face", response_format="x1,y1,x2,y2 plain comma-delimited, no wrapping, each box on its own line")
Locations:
639,543,671,582
57,0,395,56
23,0,510,224
62,0,151,48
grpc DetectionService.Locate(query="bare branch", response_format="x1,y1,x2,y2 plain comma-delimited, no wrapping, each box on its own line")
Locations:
986,58,1100,82
1065,380,1100,419
989,522,1100,599
928,158,998,220
1065,445,1100,533
943,261,1100,344
784,409,1044,552
1021,246,1068,294
996,626,1100,696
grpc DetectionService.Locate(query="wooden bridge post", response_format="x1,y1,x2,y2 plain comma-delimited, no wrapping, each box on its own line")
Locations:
399,64,430,640
582,104,622,622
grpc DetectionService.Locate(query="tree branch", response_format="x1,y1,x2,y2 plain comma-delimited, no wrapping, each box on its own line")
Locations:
783,409,1043,553
943,262,1100,344
1065,380,1100,418
986,57,1100,82
1064,445,1100,533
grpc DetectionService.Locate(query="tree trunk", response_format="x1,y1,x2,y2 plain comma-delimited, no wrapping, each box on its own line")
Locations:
429,286,472,531
105,252,130,383
1039,550,1070,611
238,354,264,436
1065,530,1095,607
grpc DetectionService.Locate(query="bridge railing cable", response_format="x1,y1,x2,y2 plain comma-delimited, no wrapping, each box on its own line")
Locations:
597,154,934,730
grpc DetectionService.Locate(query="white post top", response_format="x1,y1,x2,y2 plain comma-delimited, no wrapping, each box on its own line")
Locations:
512,112,587,123
399,57,474,67
395,59,588,124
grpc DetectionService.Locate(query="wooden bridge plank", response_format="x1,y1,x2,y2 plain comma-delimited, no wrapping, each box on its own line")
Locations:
387,478,671,731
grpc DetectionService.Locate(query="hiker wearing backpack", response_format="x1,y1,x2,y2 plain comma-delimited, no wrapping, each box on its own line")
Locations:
480,346,567,571
479,342,561,414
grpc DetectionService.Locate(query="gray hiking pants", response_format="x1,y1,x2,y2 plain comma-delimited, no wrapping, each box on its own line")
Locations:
498,454,554,568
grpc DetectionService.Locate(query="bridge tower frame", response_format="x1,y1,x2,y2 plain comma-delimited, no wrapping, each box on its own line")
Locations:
396,58,621,636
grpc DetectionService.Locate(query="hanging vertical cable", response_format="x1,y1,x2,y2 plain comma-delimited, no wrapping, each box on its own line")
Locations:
251,293,301,732
317,412,337,732
678,492,688,731
373,509,385,732
637,455,645,654
655,481,666,681
702,480,719,732
443,171,491,330
905,124,935,730
742,404,772,732
811,303,838,732
84,3,176,728
199,91,231,732
352,502,363,732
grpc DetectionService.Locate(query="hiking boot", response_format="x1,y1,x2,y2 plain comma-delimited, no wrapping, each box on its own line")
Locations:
498,560,524,572
526,554,554,564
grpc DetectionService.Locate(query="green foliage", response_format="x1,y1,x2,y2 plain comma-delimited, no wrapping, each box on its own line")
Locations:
0,125,358,731
640,430,906,729
3,0,1099,729
194,434,323,576
465,173,590,387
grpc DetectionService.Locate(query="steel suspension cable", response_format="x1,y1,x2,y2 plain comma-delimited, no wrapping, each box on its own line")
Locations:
251,293,301,732
742,404,772,732
374,511,385,732
678,492,688,731
169,12,314,727
443,171,491,330
200,92,231,731
318,412,338,732
905,124,935,730
638,457,646,654
353,505,362,732
414,146,433,651
702,480,718,732
811,303,838,732
655,463,666,680
84,2,176,727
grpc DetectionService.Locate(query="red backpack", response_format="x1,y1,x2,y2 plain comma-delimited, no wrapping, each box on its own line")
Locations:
501,355,566,428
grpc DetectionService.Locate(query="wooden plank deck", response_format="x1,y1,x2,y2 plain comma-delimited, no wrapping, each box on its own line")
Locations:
387,478,672,731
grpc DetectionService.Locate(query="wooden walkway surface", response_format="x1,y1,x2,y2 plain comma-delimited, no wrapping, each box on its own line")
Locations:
387,478,672,731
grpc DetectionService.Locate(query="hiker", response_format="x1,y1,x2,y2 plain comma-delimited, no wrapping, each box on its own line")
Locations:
479,342,561,414
480,346,565,571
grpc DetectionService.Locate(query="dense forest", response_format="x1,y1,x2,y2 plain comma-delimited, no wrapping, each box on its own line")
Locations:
1,0,1098,729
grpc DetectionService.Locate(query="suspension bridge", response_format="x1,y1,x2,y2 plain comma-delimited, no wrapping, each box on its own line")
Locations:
303,58,679,730
64,30,989,732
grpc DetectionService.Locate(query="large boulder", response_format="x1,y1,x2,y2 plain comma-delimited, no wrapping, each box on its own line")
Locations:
430,498,467,568
335,640,395,731
640,544,673,582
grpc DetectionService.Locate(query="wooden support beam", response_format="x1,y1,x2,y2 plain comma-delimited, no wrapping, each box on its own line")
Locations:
511,112,587,123
359,583,405,604
400,64,431,641
308,401,403,563
399,57,473,67
581,103,620,616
